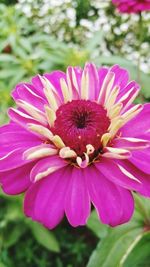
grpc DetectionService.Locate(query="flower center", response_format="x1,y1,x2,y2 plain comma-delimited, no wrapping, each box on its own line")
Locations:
52,100,110,156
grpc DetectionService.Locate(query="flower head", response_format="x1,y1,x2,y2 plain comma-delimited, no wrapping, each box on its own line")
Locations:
0,63,150,228
112,0,150,13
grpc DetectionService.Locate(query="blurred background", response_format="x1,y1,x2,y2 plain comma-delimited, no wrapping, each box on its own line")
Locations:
0,1,150,267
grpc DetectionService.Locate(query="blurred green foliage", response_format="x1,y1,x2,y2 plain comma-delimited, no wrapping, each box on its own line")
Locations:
87,194,150,267
0,1,150,267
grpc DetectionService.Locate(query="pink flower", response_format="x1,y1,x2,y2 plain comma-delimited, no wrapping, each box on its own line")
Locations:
0,63,150,229
112,0,150,13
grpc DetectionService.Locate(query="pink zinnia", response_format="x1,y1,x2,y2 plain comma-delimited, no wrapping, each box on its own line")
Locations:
112,0,150,13
0,63,150,229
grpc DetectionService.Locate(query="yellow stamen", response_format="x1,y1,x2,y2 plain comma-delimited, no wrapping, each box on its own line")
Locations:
108,103,123,119
76,153,89,168
86,144,95,155
39,76,58,111
59,147,77,158
81,70,89,100
60,78,71,103
16,100,47,123
121,104,143,125
109,117,123,137
24,146,57,160
105,85,119,109
28,123,53,140
101,133,111,147
45,105,56,128
52,135,65,149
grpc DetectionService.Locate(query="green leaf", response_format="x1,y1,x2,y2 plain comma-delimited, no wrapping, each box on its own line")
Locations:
28,221,60,253
87,223,143,267
0,69,18,78
134,193,150,224
124,232,150,267
0,54,18,63
0,262,7,267
87,194,150,267
87,210,109,238
2,223,25,248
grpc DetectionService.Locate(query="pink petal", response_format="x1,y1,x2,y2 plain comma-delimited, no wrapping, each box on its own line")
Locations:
0,147,32,172
117,81,140,102
118,159,150,197
30,155,67,182
98,67,108,99
120,104,150,137
0,162,34,195
44,71,66,101
129,147,150,174
84,63,99,100
110,64,129,90
113,137,149,150
24,166,69,229
8,108,45,129
85,165,134,226
66,66,80,99
0,135,41,171
96,158,150,197
0,122,26,134
31,75,46,98
0,131,41,147
71,66,83,93
65,167,90,227
12,83,46,112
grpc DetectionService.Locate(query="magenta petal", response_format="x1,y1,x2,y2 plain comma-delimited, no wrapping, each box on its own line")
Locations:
129,147,150,174
66,66,80,99
96,158,150,197
85,165,134,226
84,63,99,100
0,122,26,134
0,131,41,147
31,75,46,98
30,155,67,182
112,0,150,13
65,167,90,227
0,162,34,195
44,71,66,100
98,67,108,96
0,145,36,172
117,81,140,101
71,66,83,94
121,104,150,137
120,87,140,112
113,137,149,150
24,167,69,229
118,160,150,197
8,108,44,129
110,64,129,90
12,83,46,112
